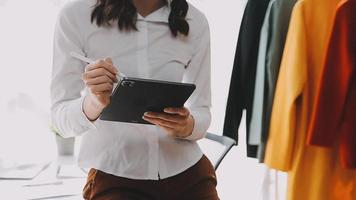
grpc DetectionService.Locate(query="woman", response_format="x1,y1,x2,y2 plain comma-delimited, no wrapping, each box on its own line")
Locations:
51,0,218,199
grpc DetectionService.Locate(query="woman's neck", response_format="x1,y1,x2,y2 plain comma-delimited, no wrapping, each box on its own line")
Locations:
133,0,166,17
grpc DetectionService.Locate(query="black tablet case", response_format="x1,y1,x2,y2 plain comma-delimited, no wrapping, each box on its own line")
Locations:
100,77,196,125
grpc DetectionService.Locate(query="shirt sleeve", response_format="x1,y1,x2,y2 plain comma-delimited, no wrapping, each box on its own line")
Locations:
307,5,353,147
50,4,96,138
182,18,212,141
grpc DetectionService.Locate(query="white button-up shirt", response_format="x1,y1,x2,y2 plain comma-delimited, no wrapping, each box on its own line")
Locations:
51,0,211,180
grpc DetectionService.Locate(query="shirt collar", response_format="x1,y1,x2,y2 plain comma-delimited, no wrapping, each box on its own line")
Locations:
137,5,192,23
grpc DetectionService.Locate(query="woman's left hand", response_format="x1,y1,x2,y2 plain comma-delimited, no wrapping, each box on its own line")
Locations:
143,107,194,138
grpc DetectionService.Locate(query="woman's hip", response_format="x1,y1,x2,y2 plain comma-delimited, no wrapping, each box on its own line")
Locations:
82,155,219,200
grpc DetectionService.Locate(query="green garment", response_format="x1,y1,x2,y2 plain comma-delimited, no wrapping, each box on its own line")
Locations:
249,0,297,161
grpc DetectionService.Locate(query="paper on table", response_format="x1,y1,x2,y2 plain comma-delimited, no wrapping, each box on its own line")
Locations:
0,162,50,180
23,179,85,200
57,165,87,179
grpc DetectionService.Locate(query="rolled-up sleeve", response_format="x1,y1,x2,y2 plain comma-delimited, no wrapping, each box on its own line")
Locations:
183,18,212,141
51,5,96,138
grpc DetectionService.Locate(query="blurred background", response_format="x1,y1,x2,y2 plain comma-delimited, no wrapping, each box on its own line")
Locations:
0,0,286,199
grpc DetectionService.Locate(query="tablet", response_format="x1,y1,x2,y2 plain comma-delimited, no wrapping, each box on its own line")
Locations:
99,77,196,125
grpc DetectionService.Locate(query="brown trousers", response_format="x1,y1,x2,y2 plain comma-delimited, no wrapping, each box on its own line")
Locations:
83,155,219,200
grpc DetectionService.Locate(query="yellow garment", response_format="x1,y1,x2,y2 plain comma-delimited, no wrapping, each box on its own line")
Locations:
264,0,356,200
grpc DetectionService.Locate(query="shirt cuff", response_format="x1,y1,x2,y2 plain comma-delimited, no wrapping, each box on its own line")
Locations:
183,109,208,141
69,96,98,131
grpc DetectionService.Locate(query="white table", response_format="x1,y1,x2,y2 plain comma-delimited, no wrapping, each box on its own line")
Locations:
0,156,86,200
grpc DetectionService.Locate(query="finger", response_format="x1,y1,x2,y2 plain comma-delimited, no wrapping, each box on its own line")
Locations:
83,68,118,82
161,127,176,137
85,75,113,85
144,112,185,124
89,83,113,93
86,68,116,80
104,57,113,65
143,117,180,138
142,116,179,129
86,58,117,74
104,57,123,81
160,125,183,138
86,59,118,75
163,107,190,116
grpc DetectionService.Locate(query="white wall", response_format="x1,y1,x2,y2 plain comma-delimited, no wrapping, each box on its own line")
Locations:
189,0,247,134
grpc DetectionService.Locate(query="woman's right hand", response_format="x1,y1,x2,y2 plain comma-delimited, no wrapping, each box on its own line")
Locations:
82,58,118,121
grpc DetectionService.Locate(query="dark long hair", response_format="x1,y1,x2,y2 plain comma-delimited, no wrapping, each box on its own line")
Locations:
91,0,189,37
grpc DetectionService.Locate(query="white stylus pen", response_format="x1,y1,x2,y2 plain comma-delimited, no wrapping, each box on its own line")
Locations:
70,51,126,78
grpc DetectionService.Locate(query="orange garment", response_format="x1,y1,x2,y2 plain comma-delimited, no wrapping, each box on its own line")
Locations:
264,0,356,199
308,0,356,169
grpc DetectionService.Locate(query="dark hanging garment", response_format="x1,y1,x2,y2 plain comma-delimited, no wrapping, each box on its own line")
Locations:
248,0,275,161
307,0,356,169
249,0,297,162
223,0,270,158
